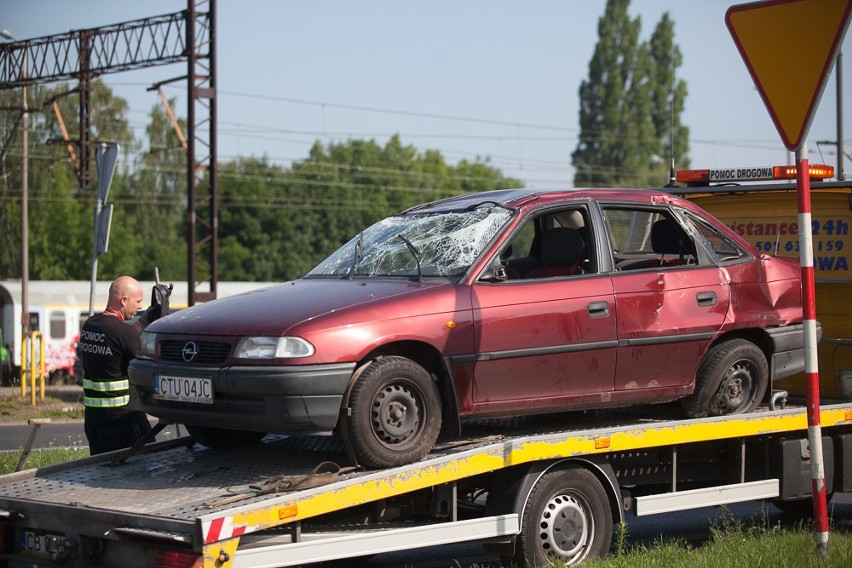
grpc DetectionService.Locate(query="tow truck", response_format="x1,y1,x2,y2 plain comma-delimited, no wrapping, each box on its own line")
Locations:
0,398,850,568
1,169,852,567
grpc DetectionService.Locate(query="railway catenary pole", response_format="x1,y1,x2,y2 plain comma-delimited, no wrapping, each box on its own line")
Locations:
0,0,218,305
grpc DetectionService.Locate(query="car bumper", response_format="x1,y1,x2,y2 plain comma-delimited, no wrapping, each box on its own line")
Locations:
766,322,822,381
128,359,356,432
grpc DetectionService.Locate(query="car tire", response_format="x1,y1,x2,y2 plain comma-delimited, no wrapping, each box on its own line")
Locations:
342,356,441,469
510,464,613,567
682,339,768,418
187,425,266,448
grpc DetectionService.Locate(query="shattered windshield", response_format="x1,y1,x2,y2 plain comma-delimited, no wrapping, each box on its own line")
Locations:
306,205,513,280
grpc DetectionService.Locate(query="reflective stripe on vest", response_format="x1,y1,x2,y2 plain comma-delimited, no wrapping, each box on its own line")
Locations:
83,378,129,392
84,394,130,408
83,377,131,408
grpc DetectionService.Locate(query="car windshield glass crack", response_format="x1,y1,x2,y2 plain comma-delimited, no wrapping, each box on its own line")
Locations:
308,206,512,279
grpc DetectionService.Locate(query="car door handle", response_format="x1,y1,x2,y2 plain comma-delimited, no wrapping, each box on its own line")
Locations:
588,301,610,318
696,291,717,307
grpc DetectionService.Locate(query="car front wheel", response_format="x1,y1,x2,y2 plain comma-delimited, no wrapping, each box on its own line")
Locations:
342,356,442,469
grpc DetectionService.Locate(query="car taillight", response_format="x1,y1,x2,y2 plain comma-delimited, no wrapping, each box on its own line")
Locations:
154,548,202,568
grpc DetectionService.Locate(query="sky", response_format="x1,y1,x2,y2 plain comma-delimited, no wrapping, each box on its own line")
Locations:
2,0,851,188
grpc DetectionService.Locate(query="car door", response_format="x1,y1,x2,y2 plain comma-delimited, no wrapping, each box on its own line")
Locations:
603,206,730,391
468,206,618,414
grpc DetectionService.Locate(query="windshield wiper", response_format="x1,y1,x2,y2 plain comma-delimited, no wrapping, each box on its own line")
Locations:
347,231,365,279
397,233,423,282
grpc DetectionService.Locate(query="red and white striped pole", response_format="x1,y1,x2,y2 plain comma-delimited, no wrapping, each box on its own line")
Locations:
796,142,829,555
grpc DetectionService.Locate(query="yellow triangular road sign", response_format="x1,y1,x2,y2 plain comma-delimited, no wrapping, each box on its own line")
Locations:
726,0,852,150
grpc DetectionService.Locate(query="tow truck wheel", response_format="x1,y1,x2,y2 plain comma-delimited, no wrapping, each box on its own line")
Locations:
682,339,768,418
512,465,612,566
771,493,834,517
186,425,266,448
343,356,441,469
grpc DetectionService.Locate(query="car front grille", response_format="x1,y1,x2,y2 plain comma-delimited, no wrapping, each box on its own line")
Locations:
159,340,231,364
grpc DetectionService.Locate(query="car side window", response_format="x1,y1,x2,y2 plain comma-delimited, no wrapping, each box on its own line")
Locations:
499,208,595,280
603,207,699,271
683,212,749,263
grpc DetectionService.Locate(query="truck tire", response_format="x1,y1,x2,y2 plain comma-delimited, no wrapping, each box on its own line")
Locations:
511,464,612,566
342,356,441,469
771,494,833,517
187,425,266,448
682,339,768,418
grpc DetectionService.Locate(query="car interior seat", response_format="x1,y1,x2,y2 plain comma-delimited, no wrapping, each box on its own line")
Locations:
526,227,586,278
651,218,694,265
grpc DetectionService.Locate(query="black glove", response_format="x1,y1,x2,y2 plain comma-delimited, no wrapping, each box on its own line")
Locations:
138,283,173,327
152,283,173,318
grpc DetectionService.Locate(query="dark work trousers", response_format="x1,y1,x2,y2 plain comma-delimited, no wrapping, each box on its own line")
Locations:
84,410,153,455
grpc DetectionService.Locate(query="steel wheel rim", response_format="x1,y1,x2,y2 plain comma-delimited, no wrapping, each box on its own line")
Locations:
710,360,755,414
370,379,423,449
537,493,592,564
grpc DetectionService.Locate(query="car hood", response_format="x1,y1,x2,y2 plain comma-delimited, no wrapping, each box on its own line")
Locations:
147,279,452,336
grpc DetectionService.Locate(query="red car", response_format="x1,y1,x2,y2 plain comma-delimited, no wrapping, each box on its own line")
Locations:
129,188,809,468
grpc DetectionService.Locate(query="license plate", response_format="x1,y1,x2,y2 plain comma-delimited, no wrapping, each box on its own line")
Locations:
20,529,64,558
154,375,214,404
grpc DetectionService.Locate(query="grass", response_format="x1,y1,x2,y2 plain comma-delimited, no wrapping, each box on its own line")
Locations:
0,387,87,473
576,512,852,568
0,445,88,475
0,389,84,423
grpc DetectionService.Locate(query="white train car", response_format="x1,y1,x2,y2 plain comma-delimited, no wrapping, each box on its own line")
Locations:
0,280,274,385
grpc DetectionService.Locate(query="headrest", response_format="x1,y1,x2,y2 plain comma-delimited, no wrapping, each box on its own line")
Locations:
540,227,585,265
651,219,688,255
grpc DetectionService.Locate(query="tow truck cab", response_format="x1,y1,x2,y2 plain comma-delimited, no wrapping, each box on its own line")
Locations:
670,163,852,399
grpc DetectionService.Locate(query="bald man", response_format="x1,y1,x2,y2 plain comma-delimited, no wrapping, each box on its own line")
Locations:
78,276,170,455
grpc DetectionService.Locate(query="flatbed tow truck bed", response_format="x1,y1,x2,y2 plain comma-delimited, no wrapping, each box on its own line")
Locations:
1,401,851,567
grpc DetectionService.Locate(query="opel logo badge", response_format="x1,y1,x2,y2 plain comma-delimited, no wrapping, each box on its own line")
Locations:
181,341,199,362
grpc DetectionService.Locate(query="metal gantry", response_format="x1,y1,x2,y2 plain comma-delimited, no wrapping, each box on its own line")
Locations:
0,0,218,304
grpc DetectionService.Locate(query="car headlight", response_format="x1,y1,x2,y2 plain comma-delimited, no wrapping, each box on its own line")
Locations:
139,332,157,357
234,336,316,359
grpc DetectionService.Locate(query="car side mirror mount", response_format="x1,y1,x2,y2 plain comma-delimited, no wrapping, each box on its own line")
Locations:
479,258,509,283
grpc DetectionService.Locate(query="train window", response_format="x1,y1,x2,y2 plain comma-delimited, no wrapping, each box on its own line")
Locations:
29,312,40,332
49,311,66,339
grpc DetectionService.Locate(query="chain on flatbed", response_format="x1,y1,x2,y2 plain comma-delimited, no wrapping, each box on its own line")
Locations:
0,433,352,521
0,405,676,521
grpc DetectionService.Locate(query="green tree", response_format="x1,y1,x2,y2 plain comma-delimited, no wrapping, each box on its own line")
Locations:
217,156,298,280
649,13,690,174
3,83,522,285
0,80,141,281
572,0,689,187
217,136,522,281
101,98,187,281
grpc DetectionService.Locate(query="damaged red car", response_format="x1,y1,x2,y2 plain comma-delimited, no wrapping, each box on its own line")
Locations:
129,188,810,468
